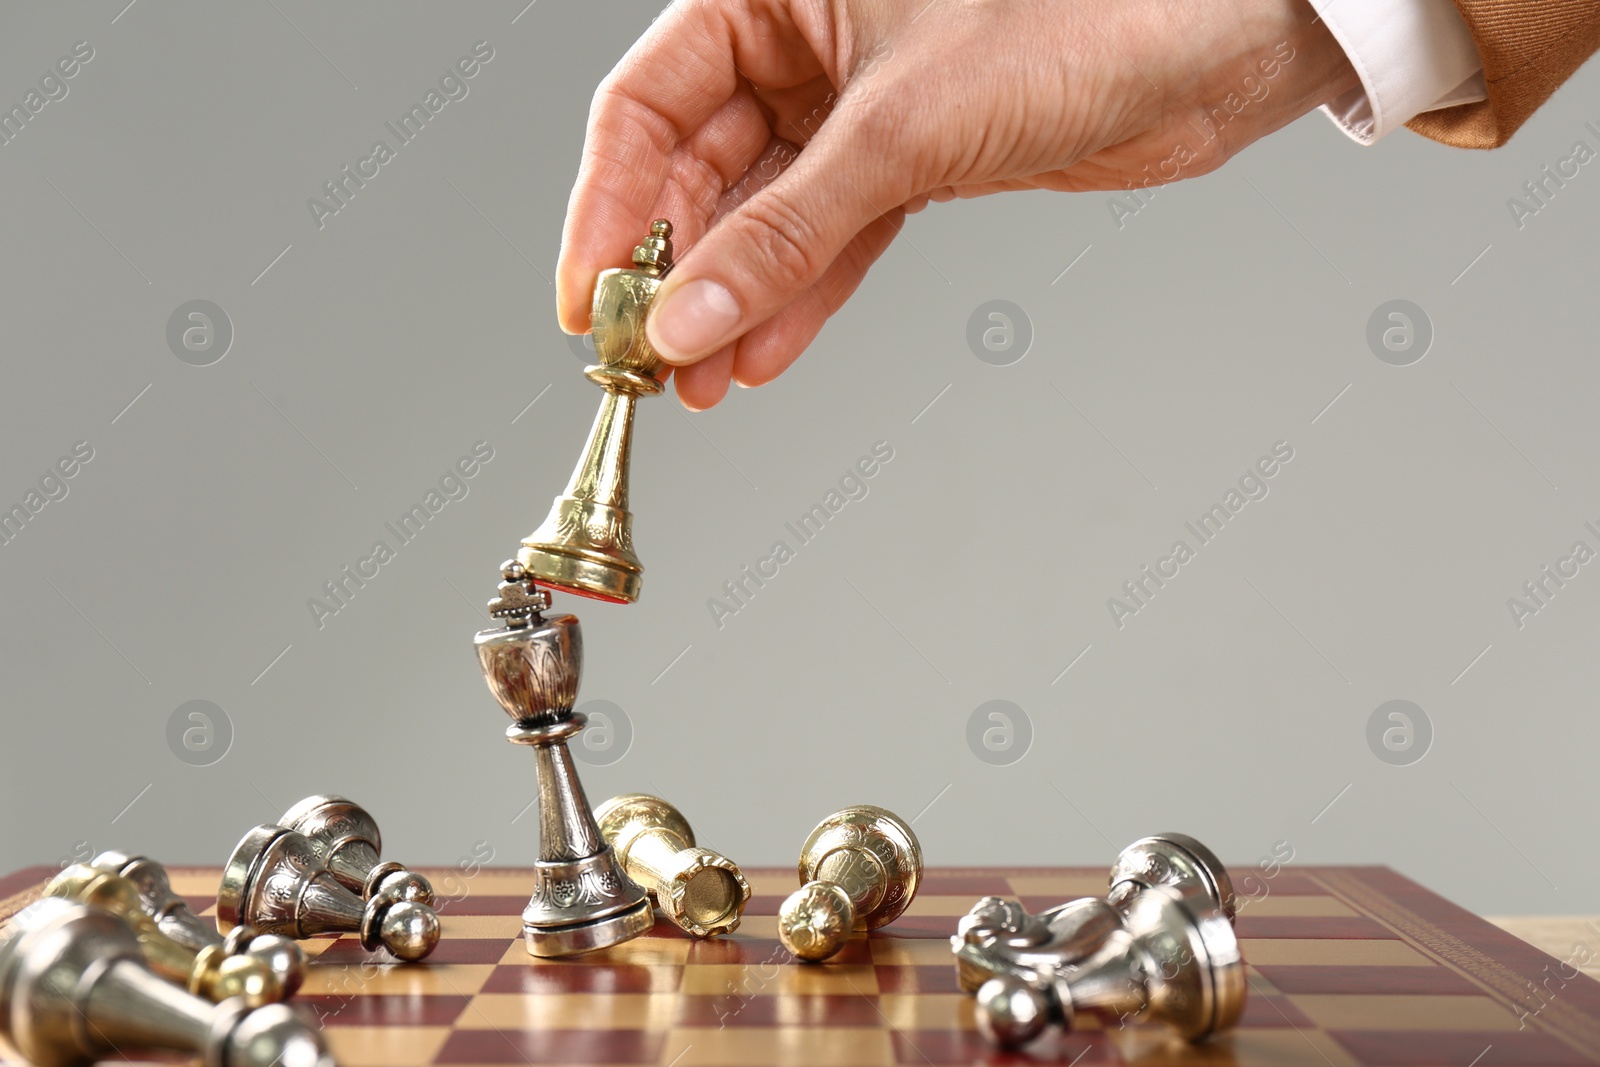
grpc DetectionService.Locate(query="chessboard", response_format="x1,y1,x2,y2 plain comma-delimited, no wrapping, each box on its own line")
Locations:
3,864,1599,1066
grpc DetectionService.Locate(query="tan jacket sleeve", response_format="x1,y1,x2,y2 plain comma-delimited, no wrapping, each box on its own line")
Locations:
1406,1,1600,148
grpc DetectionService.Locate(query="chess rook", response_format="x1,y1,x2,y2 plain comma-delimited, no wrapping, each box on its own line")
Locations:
218,825,440,961
778,806,922,962
45,864,281,1007
279,793,435,905
475,562,651,956
966,886,1245,1047
595,794,751,938
518,220,674,604
0,898,331,1067
91,849,306,997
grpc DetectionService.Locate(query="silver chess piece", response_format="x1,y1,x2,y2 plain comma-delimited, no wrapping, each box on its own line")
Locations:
0,897,332,1067
91,849,306,997
1107,833,1236,922
278,794,435,905
954,832,1236,993
474,560,652,957
218,824,440,962
958,886,1245,1047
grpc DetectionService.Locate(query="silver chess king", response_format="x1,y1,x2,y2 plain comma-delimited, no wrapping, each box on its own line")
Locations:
475,560,652,956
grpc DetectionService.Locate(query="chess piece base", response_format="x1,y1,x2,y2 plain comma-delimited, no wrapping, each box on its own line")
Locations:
523,897,653,957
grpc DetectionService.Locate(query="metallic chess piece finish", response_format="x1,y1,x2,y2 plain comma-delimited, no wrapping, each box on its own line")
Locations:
777,806,922,962
952,832,1237,993
1107,833,1236,924
218,825,440,962
964,886,1245,1047
475,562,652,957
0,897,332,1067
595,794,751,938
44,865,281,1008
519,220,675,604
91,849,306,997
278,793,435,905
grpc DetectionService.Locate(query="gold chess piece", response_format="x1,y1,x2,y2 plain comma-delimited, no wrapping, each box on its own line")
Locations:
595,794,752,938
519,219,675,604
44,864,283,1007
778,806,923,962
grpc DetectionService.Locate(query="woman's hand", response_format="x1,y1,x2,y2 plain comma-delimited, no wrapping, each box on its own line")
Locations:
556,0,1358,409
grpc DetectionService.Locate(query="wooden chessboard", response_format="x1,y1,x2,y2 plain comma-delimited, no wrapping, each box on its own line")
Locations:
3,864,1599,1066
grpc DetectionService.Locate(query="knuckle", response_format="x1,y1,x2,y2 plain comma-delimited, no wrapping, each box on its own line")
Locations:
734,195,822,294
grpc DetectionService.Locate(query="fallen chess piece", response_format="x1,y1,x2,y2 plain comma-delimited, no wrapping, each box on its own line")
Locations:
0,897,332,1067
595,794,751,938
45,864,282,1007
218,824,440,962
278,794,435,905
777,806,922,962
954,832,1237,992
1106,833,1236,922
92,849,306,997
965,885,1244,1047
475,562,651,956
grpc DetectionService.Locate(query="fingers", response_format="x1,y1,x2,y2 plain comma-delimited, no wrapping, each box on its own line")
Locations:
645,91,919,367
674,343,735,411
730,209,903,388
557,2,808,334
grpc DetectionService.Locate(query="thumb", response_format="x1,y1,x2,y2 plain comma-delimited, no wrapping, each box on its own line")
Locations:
646,105,912,366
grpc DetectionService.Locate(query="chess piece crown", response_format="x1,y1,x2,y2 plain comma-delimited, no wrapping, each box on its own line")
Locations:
595,794,751,938
476,560,652,957
519,220,675,604
218,824,440,962
778,806,922,962
0,897,332,1067
91,849,306,998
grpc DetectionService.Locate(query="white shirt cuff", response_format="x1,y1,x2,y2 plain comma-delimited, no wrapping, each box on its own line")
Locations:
1314,0,1489,145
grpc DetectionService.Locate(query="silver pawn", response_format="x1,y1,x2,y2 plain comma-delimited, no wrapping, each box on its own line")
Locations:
475,560,652,957
219,824,440,961
278,794,435,904
92,849,306,997
0,897,332,1067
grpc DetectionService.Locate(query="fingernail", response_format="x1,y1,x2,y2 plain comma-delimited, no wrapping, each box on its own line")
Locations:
648,279,741,364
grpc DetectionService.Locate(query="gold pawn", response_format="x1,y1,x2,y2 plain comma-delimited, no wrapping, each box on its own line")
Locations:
595,794,750,938
778,806,923,962
45,865,282,1007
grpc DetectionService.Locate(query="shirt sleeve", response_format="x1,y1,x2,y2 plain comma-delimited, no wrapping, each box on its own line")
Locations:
1315,0,1489,145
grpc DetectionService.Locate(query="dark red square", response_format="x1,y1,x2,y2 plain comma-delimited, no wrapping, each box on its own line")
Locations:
874,915,957,940
675,994,887,1027
875,964,965,995
313,938,509,966
297,993,470,1028
1235,915,1399,939
892,1029,1119,1064
1256,964,1482,996
480,963,682,994
1330,1030,1593,1065
435,1028,664,1064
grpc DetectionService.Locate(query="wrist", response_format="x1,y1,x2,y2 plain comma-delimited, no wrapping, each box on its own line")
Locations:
1183,1,1361,156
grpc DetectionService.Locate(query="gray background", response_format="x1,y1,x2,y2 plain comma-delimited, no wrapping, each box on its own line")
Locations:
1,1,1595,918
